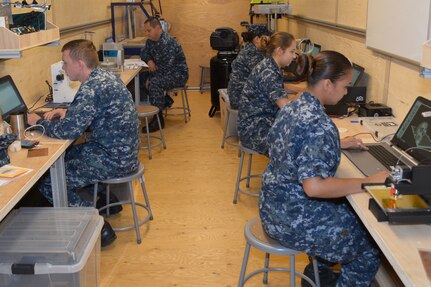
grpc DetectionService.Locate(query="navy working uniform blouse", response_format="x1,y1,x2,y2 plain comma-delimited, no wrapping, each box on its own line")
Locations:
259,92,380,286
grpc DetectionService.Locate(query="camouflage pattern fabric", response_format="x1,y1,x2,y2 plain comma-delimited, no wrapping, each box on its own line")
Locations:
238,57,287,156
227,43,265,110
140,31,189,109
0,133,17,167
259,92,380,286
247,24,271,37
37,67,140,207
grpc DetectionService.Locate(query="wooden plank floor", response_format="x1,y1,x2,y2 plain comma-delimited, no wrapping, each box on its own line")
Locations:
100,91,309,287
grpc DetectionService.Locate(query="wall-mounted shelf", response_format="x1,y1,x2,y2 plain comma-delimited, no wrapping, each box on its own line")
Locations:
0,21,60,58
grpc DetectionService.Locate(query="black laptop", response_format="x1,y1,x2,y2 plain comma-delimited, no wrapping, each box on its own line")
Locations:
0,75,28,121
343,96,431,176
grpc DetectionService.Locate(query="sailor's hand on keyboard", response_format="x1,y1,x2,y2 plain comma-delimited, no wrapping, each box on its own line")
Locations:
44,109,67,120
341,137,368,150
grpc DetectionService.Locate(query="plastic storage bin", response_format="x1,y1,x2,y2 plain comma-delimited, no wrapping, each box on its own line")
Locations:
0,207,103,287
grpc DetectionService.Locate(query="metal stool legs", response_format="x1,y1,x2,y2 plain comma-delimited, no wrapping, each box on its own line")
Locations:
165,87,191,123
238,217,321,287
221,107,239,149
238,245,320,286
233,146,261,204
139,105,167,160
93,164,153,244
221,108,231,149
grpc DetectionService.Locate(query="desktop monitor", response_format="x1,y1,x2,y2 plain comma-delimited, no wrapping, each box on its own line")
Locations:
305,42,321,57
348,63,365,87
325,63,367,115
0,75,27,121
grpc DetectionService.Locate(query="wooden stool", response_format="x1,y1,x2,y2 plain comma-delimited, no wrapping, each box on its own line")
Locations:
238,217,320,287
137,105,166,159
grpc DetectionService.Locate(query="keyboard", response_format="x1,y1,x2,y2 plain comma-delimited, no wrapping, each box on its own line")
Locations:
367,145,400,170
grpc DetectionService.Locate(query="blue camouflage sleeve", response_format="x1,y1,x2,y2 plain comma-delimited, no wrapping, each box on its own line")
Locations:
296,124,338,182
39,86,96,139
263,69,287,103
140,41,153,63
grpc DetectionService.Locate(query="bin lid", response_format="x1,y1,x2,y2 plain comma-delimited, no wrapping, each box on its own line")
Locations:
0,208,102,269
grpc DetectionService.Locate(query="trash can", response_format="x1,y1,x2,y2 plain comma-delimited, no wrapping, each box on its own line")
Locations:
0,207,103,287
208,27,239,117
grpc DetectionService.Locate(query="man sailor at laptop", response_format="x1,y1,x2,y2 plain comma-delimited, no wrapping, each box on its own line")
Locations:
27,39,140,247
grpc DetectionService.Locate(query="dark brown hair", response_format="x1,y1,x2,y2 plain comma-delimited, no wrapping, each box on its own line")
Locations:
241,31,256,43
61,39,99,69
296,50,352,86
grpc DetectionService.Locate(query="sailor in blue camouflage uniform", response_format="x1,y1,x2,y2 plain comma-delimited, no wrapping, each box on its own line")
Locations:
28,40,140,246
227,24,271,110
140,17,189,132
259,51,389,286
238,32,297,156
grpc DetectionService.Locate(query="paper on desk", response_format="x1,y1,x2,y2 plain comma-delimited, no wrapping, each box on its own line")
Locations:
124,59,148,68
0,165,32,186
361,116,399,142
419,249,431,284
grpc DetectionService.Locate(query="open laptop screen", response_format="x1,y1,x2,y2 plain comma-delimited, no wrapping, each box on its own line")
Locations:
0,75,27,121
391,96,431,163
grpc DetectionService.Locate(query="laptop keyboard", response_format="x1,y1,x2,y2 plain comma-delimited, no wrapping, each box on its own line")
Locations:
367,145,400,170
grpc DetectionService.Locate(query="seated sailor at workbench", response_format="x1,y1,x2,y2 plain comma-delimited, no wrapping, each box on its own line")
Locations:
140,16,189,132
259,51,389,286
27,39,140,247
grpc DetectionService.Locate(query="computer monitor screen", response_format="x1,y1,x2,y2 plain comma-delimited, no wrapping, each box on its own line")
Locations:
0,75,27,121
348,63,365,87
392,96,431,162
305,43,321,57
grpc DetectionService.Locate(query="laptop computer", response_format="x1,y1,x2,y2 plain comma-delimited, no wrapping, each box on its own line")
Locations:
343,96,431,176
0,75,55,122
0,75,28,121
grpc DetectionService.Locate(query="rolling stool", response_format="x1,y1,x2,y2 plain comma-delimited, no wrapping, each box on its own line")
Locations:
233,143,263,204
238,217,320,287
93,163,153,244
137,105,166,160
165,86,191,123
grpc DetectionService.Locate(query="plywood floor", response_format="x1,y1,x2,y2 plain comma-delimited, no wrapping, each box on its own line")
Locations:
100,90,309,287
